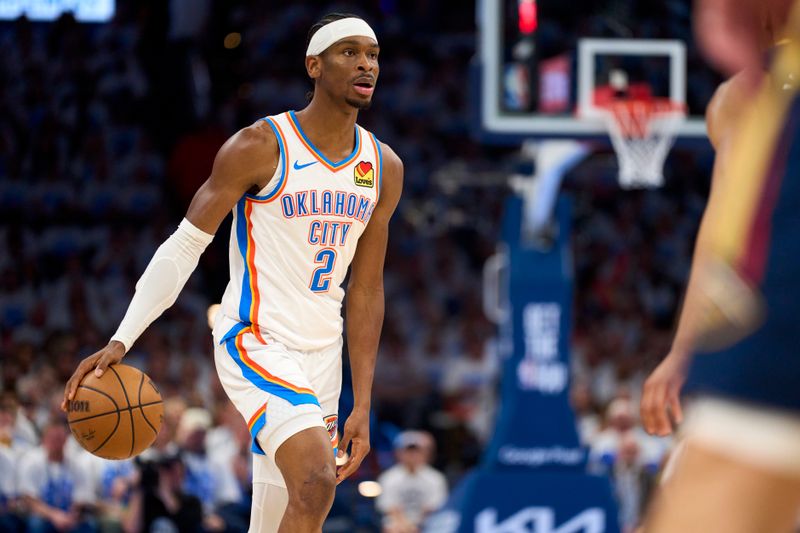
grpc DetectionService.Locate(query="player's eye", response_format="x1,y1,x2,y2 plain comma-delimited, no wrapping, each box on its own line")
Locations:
343,49,355,56
369,52,378,60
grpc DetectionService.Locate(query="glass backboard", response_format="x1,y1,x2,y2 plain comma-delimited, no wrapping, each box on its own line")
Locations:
477,0,724,140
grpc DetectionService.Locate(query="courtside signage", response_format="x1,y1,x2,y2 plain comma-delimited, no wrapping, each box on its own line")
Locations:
424,470,619,533
476,507,605,533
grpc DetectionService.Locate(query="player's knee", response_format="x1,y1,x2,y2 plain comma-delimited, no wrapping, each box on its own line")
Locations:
287,461,336,513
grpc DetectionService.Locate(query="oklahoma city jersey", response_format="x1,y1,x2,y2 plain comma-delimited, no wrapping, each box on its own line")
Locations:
219,110,382,351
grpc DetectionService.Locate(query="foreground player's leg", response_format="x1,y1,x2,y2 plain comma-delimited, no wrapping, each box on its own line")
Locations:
274,427,337,532
645,400,800,533
645,442,800,533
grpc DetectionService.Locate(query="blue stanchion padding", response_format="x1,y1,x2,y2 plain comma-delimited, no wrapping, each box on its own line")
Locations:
428,195,619,532
483,196,583,471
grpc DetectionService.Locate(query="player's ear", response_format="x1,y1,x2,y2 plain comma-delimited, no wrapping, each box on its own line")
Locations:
306,55,322,80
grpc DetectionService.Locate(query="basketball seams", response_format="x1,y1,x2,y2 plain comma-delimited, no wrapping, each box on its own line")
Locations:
130,370,143,458
69,383,121,456
73,384,120,410
108,366,132,407
89,410,122,455
109,366,135,458
137,408,160,438
137,377,159,436
124,409,134,459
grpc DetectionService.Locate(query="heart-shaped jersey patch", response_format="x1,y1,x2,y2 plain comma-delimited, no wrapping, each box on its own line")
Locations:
356,161,373,176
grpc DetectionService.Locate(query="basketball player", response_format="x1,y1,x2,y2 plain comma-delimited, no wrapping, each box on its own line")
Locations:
641,0,800,531
61,13,403,532
639,2,789,439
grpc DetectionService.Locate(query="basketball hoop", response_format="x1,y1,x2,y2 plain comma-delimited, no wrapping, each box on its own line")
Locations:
597,97,686,189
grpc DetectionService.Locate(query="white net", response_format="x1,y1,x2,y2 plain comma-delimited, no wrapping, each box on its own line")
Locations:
599,99,686,189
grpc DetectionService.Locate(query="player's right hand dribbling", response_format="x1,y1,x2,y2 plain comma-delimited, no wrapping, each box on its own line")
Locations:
61,340,126,412
640,351,689,436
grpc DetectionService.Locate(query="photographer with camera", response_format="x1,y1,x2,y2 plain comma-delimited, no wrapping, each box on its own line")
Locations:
123,452,202,533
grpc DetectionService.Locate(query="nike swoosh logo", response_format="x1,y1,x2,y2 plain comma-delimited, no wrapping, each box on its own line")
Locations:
293,160,317,170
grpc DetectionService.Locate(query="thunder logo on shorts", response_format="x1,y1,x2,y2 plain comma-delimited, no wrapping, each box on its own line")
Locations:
325,414,339,453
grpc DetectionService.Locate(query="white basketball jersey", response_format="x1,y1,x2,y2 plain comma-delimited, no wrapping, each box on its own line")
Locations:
219,111,383,351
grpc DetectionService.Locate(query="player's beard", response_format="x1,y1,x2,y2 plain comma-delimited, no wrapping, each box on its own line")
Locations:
346,96,372,110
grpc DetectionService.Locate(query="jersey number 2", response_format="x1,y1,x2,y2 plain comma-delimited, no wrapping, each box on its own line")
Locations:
310,249,337,292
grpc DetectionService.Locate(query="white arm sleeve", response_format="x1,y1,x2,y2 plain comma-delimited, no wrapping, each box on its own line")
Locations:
110,218,214,352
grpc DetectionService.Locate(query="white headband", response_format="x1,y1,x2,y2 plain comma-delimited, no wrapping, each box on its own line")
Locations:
306,18,377,56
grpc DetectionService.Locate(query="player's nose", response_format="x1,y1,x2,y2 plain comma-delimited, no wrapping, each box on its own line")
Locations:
356,52,374,72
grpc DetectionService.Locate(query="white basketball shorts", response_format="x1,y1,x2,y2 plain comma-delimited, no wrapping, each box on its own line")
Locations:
682,396,800,476
213,315,341,487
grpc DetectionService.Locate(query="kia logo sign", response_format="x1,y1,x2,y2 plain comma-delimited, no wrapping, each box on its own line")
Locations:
476,507,605,533
426,507,606,533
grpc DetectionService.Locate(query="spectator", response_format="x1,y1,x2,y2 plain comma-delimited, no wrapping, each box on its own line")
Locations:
0,442,21,531
0,392,37,454
205,402,247,471
377,431,448,533
570,379,601,446
206,402,253,526
583,396,663,531
611,431,654,533
123,451,203,533
17,419,97,533
144,397,187,461
441,328,499,444
90,457,137,532
588,396,666,479
372,330,431,429
175,408,243,532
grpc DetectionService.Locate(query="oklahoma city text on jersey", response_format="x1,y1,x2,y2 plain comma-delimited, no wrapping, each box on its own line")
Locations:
279,189,378,247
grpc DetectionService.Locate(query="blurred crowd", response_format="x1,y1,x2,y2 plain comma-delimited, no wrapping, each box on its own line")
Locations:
0,398,252,533
0,1,715,532
0,390,446,533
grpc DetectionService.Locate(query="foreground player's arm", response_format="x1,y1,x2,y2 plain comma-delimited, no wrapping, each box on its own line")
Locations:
62,122,279,410
641,72,753,435
337,145,403,483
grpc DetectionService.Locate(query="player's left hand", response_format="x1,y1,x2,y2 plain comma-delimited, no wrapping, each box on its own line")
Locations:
336,408,370,484
641,350,689,436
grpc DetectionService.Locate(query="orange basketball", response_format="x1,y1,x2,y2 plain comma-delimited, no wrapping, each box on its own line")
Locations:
67,363,163,460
